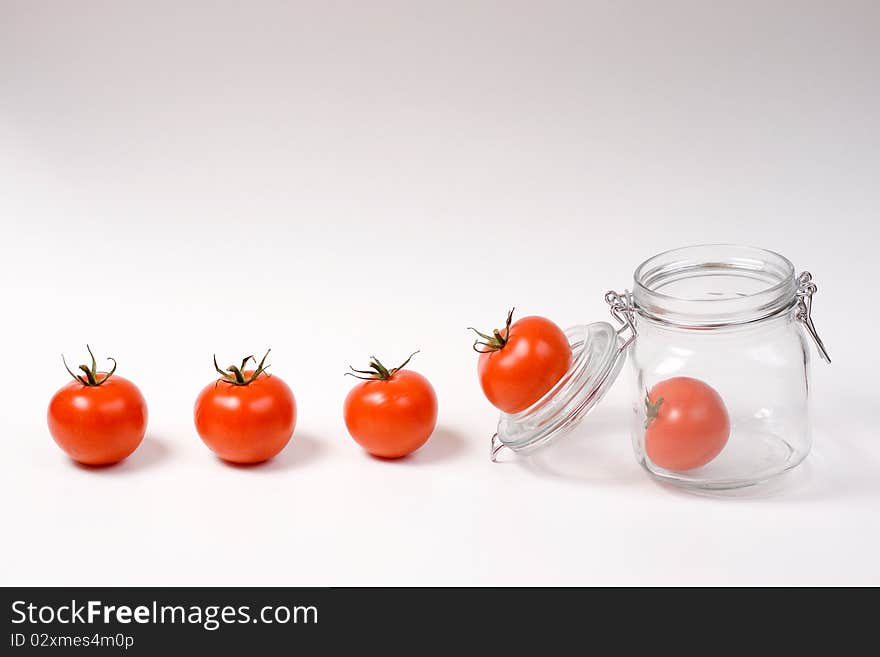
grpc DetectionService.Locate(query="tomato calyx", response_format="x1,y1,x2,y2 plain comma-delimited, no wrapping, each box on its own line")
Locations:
213,349,272,386
347,351,419,381
468,307,515,353
644,393,665,429
62,345,118,387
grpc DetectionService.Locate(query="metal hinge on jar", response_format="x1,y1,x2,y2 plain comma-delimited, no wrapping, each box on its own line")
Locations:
796,271,831,364
605,290,637,351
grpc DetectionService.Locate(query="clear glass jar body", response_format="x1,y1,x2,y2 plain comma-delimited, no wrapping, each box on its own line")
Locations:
627,245,814,490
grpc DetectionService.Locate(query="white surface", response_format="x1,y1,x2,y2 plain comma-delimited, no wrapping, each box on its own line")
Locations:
1,1,878,586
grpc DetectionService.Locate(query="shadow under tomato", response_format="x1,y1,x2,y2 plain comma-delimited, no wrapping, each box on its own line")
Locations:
516,410,643,487
646,471,805,501
369,425,469,465
71,435,171,473
648,429,880,504
218,432,324,472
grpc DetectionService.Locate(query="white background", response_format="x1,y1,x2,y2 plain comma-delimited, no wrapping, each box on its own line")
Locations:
1,1,878,585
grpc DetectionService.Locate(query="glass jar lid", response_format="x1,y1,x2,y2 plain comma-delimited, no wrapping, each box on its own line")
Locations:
492,305,633,458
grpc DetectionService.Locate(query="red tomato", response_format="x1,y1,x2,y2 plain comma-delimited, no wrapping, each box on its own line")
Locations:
194,351,296,464
644,377,730,471
47,347,147,465
344,352,438,459
470,309,572,414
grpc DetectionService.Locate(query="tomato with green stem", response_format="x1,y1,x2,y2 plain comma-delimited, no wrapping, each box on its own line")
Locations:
194,350,297,464
469,308,572,414
644,376,730,471
344,351,438,459
47,345,148,466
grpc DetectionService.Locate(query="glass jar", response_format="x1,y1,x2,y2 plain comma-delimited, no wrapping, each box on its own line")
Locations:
490,244,830,493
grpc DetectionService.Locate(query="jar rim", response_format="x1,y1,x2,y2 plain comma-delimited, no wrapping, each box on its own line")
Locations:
632,244,797,327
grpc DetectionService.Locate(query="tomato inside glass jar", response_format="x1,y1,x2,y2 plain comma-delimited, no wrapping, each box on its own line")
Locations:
643,377,730,471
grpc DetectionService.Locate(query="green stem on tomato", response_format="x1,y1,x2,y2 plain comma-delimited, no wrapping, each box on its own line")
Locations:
346,351,419,381
213,349,272,386
645,394,664,429
61,345,117,387
468,307,515,353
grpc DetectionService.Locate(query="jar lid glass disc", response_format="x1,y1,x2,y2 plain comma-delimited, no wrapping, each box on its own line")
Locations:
495,321,626,454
